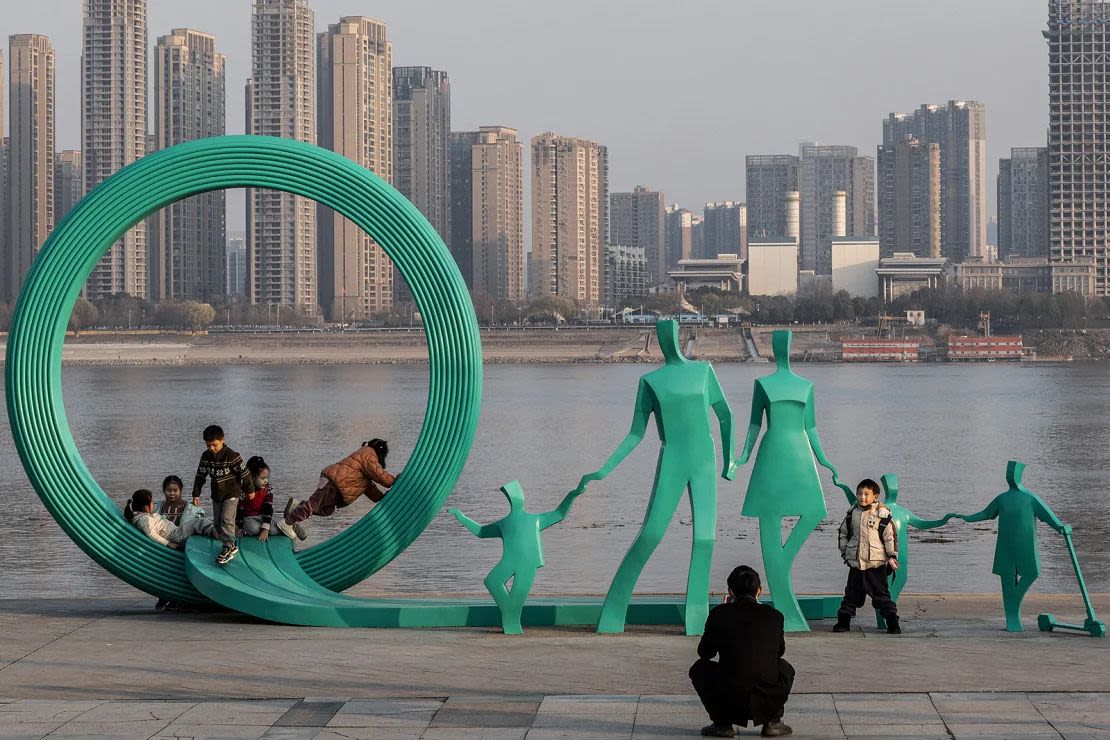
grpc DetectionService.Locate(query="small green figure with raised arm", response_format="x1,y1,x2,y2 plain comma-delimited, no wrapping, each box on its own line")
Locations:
953,460,1069,632
872,473,956,630
734,329,853,632
576,319,736,636
449,480,581,635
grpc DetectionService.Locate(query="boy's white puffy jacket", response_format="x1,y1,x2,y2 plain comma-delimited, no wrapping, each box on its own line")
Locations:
838,503,898,570
131,512,180,549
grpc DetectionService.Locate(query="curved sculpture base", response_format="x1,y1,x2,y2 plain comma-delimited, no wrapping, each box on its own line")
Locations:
184,538,839,630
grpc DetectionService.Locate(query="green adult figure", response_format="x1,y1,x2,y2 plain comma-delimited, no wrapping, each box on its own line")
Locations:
736,329,853,633
874,473,955,629
954,460,1069,632
577,320,736,636
449,481,580,635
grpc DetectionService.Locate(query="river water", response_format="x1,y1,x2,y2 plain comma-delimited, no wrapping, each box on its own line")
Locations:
1,362,1107,599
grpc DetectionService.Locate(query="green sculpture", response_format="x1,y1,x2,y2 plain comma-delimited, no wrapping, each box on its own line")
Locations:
576,320,736,636
735,330,853,632
874,473,954,629
449,481,580,634
954,461,1069,632
1037,527,1106,637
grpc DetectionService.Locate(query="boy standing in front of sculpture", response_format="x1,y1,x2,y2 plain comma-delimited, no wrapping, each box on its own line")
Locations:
832,478,900,634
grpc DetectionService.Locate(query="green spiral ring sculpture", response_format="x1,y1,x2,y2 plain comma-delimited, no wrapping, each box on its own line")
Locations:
5,135,483,605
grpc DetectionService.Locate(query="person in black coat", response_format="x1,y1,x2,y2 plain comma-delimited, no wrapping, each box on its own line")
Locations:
689,566,794,738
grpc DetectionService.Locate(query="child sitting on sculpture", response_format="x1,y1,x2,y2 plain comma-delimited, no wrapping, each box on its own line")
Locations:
281,439,395,530
833,478,900,634
240,456,306,541
449,480,581,634
125,489,217,550
157,475,192,526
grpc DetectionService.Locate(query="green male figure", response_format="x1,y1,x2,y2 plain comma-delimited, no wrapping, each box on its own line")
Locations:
577,319,736,636
450,480,580,635
955,460,1069,632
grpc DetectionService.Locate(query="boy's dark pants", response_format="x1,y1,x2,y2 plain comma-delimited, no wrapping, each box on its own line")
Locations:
838,565,897,619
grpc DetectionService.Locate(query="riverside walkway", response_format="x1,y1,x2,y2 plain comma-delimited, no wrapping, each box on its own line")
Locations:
0,593,1106,738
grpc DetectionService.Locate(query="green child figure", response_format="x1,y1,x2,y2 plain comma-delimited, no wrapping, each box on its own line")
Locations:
449,480,580,635
873,473,956,629
954,461,1069,632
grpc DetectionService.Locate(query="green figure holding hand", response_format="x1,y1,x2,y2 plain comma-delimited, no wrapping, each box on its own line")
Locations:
449,480,580,635
953,460,1069,632
874,473,956,629
577,320,736,636
735,330,853,632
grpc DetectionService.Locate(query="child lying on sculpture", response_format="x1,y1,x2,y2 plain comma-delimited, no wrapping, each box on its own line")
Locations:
124,489,218,550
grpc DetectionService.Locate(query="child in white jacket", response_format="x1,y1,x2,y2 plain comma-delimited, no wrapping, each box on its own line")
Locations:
124,489,217,549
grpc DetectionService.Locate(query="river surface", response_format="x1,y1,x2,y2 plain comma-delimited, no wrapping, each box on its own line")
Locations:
1,362,1107,599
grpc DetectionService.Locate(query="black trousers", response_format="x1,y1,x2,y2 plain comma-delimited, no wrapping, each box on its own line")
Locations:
838,565,897,619
689,657,795,727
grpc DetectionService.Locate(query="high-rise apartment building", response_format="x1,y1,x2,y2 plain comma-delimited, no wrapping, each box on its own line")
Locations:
603,244,647,307
226,232,247,295
317,15,391,320
610,186,665,284
54,151,83,224
448,131,479,287
153,29,226,302
745,154,799,240
530,132,608,304
82,0,147,300
248,0,315,313
664,205,694,271
702,201,747,259
997,147,1049,260
798,144,874,274
471,126,525,302
877,136,941,258
1047,0,1110,293
883,101,988,264
5,35,54,303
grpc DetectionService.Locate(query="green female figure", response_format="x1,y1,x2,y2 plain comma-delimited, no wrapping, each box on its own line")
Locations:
953,460,1069,632
736,329,853,632
577,319,736,636
449,480,580,634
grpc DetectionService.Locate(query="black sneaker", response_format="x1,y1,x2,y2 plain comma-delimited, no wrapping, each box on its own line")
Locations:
761,720,793,737
216,543,239,565
886,615,902,634
832,617,851,632
701,724,736,738
155,598,168,610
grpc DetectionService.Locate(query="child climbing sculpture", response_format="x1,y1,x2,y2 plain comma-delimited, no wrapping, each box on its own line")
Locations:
734,329,853,632
951,460,1070,632
872,473,956,629
449,480,581,635
576,319,736,636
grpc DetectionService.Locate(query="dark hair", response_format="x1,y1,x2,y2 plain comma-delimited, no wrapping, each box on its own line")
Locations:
124,489,154,522
727,565,761,598
246,455,269,478
857,478,881,498
162,475,183,492
203,425,225,443
362,438,389,466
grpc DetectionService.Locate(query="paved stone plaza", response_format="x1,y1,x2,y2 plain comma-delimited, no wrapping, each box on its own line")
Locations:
0,594,1106,738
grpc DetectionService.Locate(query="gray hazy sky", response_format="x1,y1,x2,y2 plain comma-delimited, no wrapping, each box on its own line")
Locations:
4,0,1047,233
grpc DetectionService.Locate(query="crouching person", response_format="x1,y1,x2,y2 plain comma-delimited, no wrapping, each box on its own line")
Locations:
689,566,794,738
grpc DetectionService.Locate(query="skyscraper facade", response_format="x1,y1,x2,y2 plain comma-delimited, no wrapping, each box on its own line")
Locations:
664,205,694,271
317,15,391,320
393,67,450,239
1047,0,1110,293
153,29,226,302
530,132,608,304
54,151,83,225
610,186,665,284
82,0,147,299
877,136,941,258
448,130,479,287
883,101,988,264
248,0,315,313
5,35,55,303
471,126,525,302
798,144,875,274
226,232,247,296
701,201,747,259
998,147,1049,260
745,154,799,240
603,244,647,307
